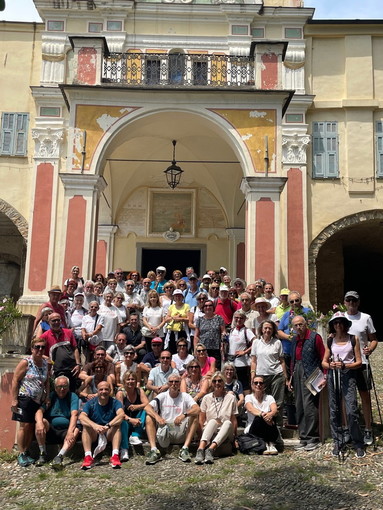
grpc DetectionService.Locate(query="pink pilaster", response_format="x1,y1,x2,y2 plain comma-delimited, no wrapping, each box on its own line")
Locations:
287,168,305,293
255,197,275,282
62,196,86,284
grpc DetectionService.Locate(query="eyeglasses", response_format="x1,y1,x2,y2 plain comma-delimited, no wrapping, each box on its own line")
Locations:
125,352,134,356
126,284,134,287
115,297,123,300
211,286,219,290
212,379,223,383
33,345,45,351
115,272,123,275
161,356,171,360
168,380,180,385
178,344,187,348
196,349,206,353
50,319,61,323
90,306,99,309
289,299,301,304
56,385,68,389
188,366,199,369
345,298,357,302
178,283,186,287
253,381,264,386
204,305,213,308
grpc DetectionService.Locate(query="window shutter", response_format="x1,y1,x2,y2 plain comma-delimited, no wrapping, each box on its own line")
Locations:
312,121,338,178
0,112,29,156
377,121,383,178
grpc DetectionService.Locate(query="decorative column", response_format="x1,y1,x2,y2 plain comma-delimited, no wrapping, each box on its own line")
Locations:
226,228,245,280
95,225,118,276
240,176,287,288
69,36,109,86
19,125,64,312
282,128,310,297
59,174,107,284
41,33,68,86
252,42,288,90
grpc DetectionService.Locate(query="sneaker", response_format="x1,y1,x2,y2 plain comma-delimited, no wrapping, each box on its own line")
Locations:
267,443,278,455
51,454,63,470
195,448,205,465
145,449,161,465
332,443,340,457
129,435,143,446
81,455,95,470
304,441,320,452
24,451,36,465
364,429,373,446
294,441,307,451
110,454,122,469
204,448,215,464
36,453,48,466
120,448,129,462
178,447,191,463
356,447,366,459
17,453,32,467
342,428,351,444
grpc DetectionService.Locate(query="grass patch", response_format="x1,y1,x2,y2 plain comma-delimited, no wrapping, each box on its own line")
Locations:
0,449,18,462
8,488,22,497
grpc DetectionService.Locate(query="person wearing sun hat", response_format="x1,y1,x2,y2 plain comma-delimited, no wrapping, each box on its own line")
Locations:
33,285,67,331
322,311,365,458
275,288,291,320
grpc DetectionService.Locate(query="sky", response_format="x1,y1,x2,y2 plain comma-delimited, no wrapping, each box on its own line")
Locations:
0,0,382,22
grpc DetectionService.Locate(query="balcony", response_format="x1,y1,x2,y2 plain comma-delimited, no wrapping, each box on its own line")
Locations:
102,52,255,88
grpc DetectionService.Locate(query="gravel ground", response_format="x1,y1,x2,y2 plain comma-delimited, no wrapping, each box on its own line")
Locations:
2,349,383,510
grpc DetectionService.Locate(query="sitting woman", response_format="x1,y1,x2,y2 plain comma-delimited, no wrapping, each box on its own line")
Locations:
172,338,194,376
33,307,53,338
195,371,238,464
195,343,216,379
223,362,244,410
180,359,210,404
244,375,281,455
78,360,109,401
113,292,130,328
116,371,149,460
115,345,139,387
322,312,364,458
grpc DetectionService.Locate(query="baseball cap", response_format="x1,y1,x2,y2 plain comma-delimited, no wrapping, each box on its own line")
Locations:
344,291,359,300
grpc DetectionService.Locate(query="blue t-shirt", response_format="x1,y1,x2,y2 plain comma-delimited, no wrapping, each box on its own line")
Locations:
142,351,160,368
278,307,311,356
45,391,79,429
82,397,122,425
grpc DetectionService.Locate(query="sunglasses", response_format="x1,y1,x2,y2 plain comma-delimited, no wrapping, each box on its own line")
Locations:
332,320,343,325
253,381,264,386
161,356,171,360
56,385,68,389
188,366,199,369
126,284,134,287
168,380,180,385
196,349,206,353
178,344,187,348
345,298,357,302
125,352,134,356
212,379,223,383
289,299,301,304
33,345,45,351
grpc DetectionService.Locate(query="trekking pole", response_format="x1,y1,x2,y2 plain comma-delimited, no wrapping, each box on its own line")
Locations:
331,356,343,462
365,359,377,451
336,355,346,462
367,357,383,430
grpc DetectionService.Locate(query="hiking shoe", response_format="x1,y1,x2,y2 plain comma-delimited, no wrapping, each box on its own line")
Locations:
195,448,205,465
179,447,191,463
110,454,122,469
17,453,32,467
145,449,161,465
129,435,142,446
25,451,36,465
81,455,95,470
332,443,340,457
120,448,129,462
267,443,278,455
304,442,320,452
36,453,48,466
356,447,366,459
51,454,63,470
364,429,373,446
343,428,351,444
204,448,215,464
294,441,307,451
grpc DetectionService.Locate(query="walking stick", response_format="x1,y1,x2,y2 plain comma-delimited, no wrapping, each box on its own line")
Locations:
366,357,383,449
332,355,345,462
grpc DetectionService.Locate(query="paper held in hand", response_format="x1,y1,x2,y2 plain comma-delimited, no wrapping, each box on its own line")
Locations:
305,367,326,396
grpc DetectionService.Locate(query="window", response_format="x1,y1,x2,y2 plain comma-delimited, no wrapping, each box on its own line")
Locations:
377,121,383,177
88,22,103,33
192,58,208,86
40,106,61,117
47,20,65,31
145,57,161,85
251,27,265,38
285,27,302,39
0,113,29,157
169,53,185,85
312,121,339,178
106,20,122,32
231,25,249,36
286,114,304,123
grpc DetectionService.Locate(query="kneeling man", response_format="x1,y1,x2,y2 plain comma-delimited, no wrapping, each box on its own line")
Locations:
79,381,125,469
145,374,199,464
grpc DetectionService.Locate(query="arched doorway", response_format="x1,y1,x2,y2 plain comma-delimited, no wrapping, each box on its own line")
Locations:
310,210,383,337
0,200,28,301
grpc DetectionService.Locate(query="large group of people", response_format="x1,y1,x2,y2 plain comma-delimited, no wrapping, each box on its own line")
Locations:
11,265,379,469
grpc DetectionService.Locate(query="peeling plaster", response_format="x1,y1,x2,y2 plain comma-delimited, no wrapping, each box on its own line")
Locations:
249,111,267,118
96,114,120,132
242,133,253,141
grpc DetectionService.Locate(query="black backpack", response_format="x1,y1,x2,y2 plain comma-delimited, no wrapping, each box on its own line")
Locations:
237,433,267,455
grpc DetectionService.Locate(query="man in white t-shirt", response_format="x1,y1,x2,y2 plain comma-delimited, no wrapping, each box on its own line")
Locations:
344,290,378,446
144,374,199,464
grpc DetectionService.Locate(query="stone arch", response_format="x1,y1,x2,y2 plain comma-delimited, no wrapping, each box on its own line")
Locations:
309,209,383,309
0,199,28,242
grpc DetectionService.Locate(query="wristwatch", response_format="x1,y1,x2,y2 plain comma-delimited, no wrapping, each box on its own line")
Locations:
106,422,111,429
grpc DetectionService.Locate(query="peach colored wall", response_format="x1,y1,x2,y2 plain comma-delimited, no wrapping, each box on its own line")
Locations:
78,47,97,85
62,196,86,284
261,53,278,90
95,240,107,276
0,372,17,451
28,163,54,291
255,198,275,283
287,168,305,293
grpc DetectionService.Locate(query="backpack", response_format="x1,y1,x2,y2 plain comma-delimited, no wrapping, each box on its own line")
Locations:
237,433,267,455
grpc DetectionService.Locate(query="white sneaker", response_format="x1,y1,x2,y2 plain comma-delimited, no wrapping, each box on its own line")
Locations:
263,443,271,455
120,448,129,462
129,436,143,446
268,443,278,455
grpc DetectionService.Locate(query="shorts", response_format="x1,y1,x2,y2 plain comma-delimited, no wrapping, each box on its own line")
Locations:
355,364,372,392
12,395,41,423
156,420,188,448
46,426,68,444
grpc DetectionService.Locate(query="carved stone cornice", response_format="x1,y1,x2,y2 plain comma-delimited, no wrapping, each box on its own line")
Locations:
284,41,306,70
32,127,64,159
282,132,310,164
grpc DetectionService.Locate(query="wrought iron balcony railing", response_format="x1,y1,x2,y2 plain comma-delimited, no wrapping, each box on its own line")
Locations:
102,52,255,88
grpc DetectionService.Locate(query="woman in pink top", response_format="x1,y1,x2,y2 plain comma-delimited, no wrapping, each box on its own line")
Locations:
195,343,216,379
